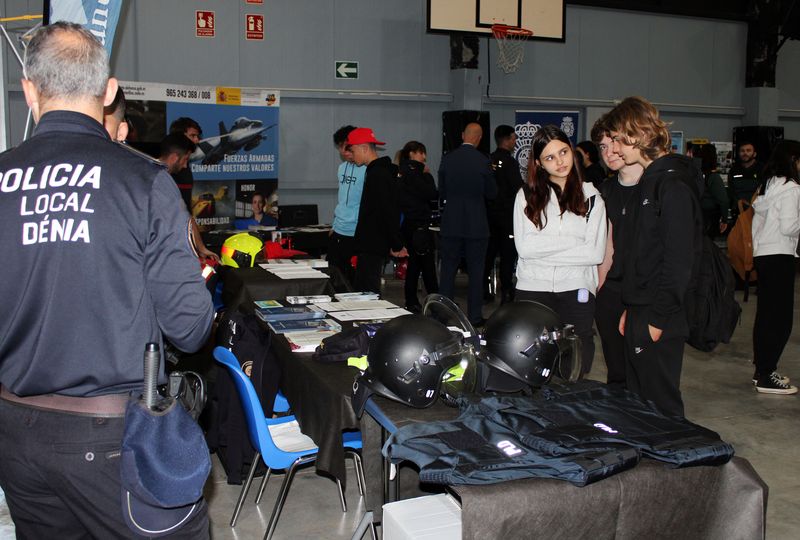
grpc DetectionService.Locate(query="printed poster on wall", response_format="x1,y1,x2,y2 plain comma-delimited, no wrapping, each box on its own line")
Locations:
514,110,580,180
119,80,280,229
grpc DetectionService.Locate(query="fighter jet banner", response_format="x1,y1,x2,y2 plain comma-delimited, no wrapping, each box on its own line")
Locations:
119,80,280,229
514,110,580,180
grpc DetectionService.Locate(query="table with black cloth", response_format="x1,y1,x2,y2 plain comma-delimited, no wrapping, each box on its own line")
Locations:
269,342,768,539
220,265,341,312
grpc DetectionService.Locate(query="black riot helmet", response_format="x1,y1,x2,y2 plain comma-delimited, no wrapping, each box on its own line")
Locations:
351,314,465,416
478,301,580,393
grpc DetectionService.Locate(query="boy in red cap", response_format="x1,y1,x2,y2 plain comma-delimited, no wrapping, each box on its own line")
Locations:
346,128,408,293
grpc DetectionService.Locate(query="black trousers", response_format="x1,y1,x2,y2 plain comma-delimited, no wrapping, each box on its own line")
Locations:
327,232,356,288
753,254,796,377
623,306,685,418
594,281,627,387
515,289,596,377
402,224,438,307
439,236,488,323
354,252,385,294
0,398,209,539
484,230,518,300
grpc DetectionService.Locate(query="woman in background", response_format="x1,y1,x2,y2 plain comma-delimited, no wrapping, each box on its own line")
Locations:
751,139,800,394
513,126,607,376
397,141,439,312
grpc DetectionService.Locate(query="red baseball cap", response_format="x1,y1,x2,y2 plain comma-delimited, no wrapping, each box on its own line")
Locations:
346,127,385,146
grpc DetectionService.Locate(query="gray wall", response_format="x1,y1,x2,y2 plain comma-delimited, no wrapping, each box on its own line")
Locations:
6,1,800,221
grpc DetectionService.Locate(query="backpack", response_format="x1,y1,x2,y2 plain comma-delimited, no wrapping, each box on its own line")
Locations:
654,163,741,352
726,197,758,283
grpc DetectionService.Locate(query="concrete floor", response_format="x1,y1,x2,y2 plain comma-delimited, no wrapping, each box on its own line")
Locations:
205,273,800,540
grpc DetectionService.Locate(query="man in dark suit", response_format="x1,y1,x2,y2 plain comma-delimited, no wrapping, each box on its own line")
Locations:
438,122,497,325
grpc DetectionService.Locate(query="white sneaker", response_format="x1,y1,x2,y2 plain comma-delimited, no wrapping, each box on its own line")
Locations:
752,371,790,385
755,373,798,395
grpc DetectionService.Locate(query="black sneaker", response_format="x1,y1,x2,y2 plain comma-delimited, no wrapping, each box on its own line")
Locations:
755,373,798,395
752,371,790,385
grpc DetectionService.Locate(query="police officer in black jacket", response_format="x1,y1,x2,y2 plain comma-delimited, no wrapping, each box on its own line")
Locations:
0,23,214,537
485,125,524,305
606,97,703,418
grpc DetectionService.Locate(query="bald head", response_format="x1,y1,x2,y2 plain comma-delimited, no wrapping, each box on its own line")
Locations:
463,123,482,146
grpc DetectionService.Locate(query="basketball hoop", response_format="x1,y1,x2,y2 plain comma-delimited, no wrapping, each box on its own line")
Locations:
491,24,533,74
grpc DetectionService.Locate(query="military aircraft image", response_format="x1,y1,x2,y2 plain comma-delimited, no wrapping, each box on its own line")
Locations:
190,117,276,165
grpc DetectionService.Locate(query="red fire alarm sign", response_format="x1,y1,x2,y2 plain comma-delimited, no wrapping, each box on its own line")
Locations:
196,11,215,38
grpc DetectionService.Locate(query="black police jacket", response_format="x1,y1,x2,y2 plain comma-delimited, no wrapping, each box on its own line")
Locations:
0,111,214,397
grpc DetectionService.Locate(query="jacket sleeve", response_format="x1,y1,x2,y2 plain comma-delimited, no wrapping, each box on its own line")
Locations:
144,172,214,352
649,181,697,329
537,196,608,266
776,186,800,237
513,189,579,258
380,169,404,251
438,160,448,201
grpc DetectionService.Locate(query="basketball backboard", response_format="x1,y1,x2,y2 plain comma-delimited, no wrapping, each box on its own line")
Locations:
427,0,565,41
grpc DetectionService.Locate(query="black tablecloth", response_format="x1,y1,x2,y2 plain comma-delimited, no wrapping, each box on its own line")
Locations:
220,266,335,312
272,336,361,487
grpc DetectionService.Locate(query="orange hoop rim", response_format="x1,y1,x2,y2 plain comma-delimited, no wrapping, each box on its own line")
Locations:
491,24,533,38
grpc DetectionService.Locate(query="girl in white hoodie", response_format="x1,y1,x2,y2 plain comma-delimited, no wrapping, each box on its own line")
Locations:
751,139,800,395
513,126,607,376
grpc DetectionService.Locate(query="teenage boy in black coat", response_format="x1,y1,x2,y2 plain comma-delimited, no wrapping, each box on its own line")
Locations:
605,96,703,418
348,127,408,293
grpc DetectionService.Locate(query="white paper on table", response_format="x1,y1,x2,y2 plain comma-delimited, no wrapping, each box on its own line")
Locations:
313,300,397,312
266,268,328,279
329,308,411,321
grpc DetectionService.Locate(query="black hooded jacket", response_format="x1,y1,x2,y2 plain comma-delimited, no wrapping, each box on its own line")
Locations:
622,153,703,336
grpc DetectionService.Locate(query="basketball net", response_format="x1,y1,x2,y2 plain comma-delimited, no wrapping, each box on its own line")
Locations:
492,24,533,74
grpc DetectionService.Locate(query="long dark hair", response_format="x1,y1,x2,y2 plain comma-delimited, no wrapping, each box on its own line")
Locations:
524,125,587,230
759,139,800,194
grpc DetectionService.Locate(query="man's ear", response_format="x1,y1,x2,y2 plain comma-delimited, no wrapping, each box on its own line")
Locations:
103,77,119,108
21,78,41,121
116,120,129,142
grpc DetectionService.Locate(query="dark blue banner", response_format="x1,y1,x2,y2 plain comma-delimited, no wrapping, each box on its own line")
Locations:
48,0,123,56
514,110,581,179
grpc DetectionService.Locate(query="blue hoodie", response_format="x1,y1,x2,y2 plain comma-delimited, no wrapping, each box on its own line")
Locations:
332,160,366,236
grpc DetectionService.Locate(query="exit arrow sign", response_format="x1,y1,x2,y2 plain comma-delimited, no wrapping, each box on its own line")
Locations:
335,61,359,79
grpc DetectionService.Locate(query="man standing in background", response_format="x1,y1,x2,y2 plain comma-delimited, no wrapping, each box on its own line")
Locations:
329,125,366,287
438,122,497,326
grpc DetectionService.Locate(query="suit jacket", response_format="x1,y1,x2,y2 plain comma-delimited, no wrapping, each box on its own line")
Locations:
438,143,497,238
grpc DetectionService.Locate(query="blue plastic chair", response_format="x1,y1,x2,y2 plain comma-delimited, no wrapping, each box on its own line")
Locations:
213,346,365,539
